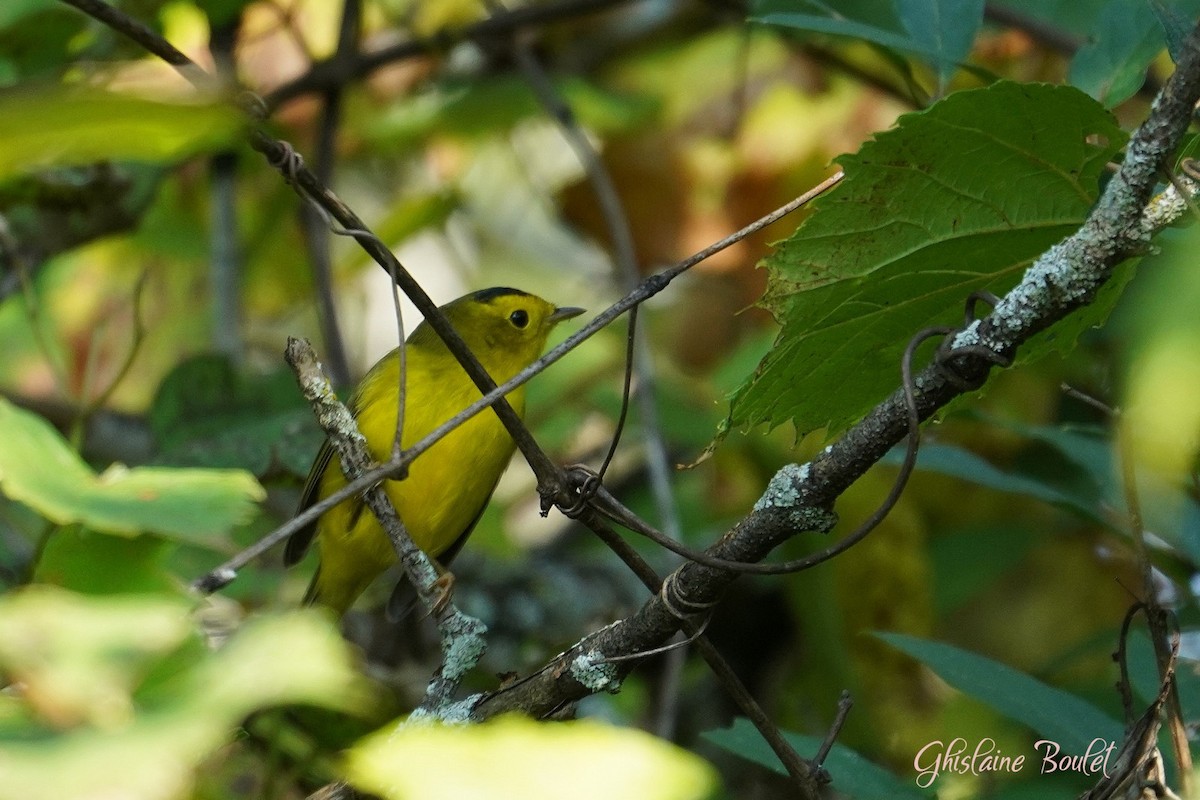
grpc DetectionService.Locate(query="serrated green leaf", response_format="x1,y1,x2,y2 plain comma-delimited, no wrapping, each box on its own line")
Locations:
0,87,242,181
1068,0,1167,107
897,0,985,87
703,717,930,799
876,633,1123,752
723,82,1126,440
0,397,264,542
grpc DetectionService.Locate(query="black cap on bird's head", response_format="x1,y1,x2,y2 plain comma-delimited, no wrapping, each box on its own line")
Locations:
472,286,530,303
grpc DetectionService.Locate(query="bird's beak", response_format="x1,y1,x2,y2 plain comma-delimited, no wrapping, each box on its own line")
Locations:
549,305,586,324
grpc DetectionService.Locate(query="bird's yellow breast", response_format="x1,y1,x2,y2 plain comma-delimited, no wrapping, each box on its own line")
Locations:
310,343,524,612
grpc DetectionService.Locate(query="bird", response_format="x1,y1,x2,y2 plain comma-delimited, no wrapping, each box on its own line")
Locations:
285,287,585,616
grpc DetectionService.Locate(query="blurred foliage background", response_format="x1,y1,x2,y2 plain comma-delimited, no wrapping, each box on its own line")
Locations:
1,0,1199,798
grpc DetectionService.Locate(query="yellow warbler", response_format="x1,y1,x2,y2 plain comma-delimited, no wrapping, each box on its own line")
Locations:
286,287,584,615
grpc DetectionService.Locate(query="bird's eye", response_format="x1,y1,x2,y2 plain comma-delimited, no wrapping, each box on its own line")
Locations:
509,309,529,329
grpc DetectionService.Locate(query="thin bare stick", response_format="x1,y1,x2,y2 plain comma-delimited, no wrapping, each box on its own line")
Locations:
1116,420,1193,792
78,269,150,428
210,19,244,367
192,460,397,593
812,691,853,769
59,0,210,87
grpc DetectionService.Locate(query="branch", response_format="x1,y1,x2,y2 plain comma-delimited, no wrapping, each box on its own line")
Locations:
471,20,1200,722
264,0,640,110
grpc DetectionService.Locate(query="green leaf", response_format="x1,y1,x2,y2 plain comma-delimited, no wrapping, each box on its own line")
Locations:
0,397,264,542
929,525,1037,614
876,633,1123,752
0,587,369,800
983,0,1105,37
0,587,193,729
995,422,1115,498
365,75,655,147
751,0,904,29
0,87,242,181
0,0,55,29
703,717,930,799
150,354,320,476
754,13,948,62
1149,0,1199,61
896,0,985,87
0,6,86,86
346,715,720,800
1124,630,1200,719
34,528,178,595
722,82,1125,440
891,442,1107,524
1068,0,1167,107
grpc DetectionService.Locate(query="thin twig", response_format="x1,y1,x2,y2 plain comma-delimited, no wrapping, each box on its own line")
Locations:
812,691,853,769
1116,419,1193,792
210,18,244,366
78,269,150,430
1090,603,1182,800
60,0,209,85
1060,382,1116,417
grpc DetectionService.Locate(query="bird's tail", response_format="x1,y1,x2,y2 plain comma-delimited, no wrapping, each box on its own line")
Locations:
301,567,366,617
301,567,323,606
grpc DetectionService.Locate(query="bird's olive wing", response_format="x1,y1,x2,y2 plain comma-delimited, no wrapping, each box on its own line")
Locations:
285,438,335,566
